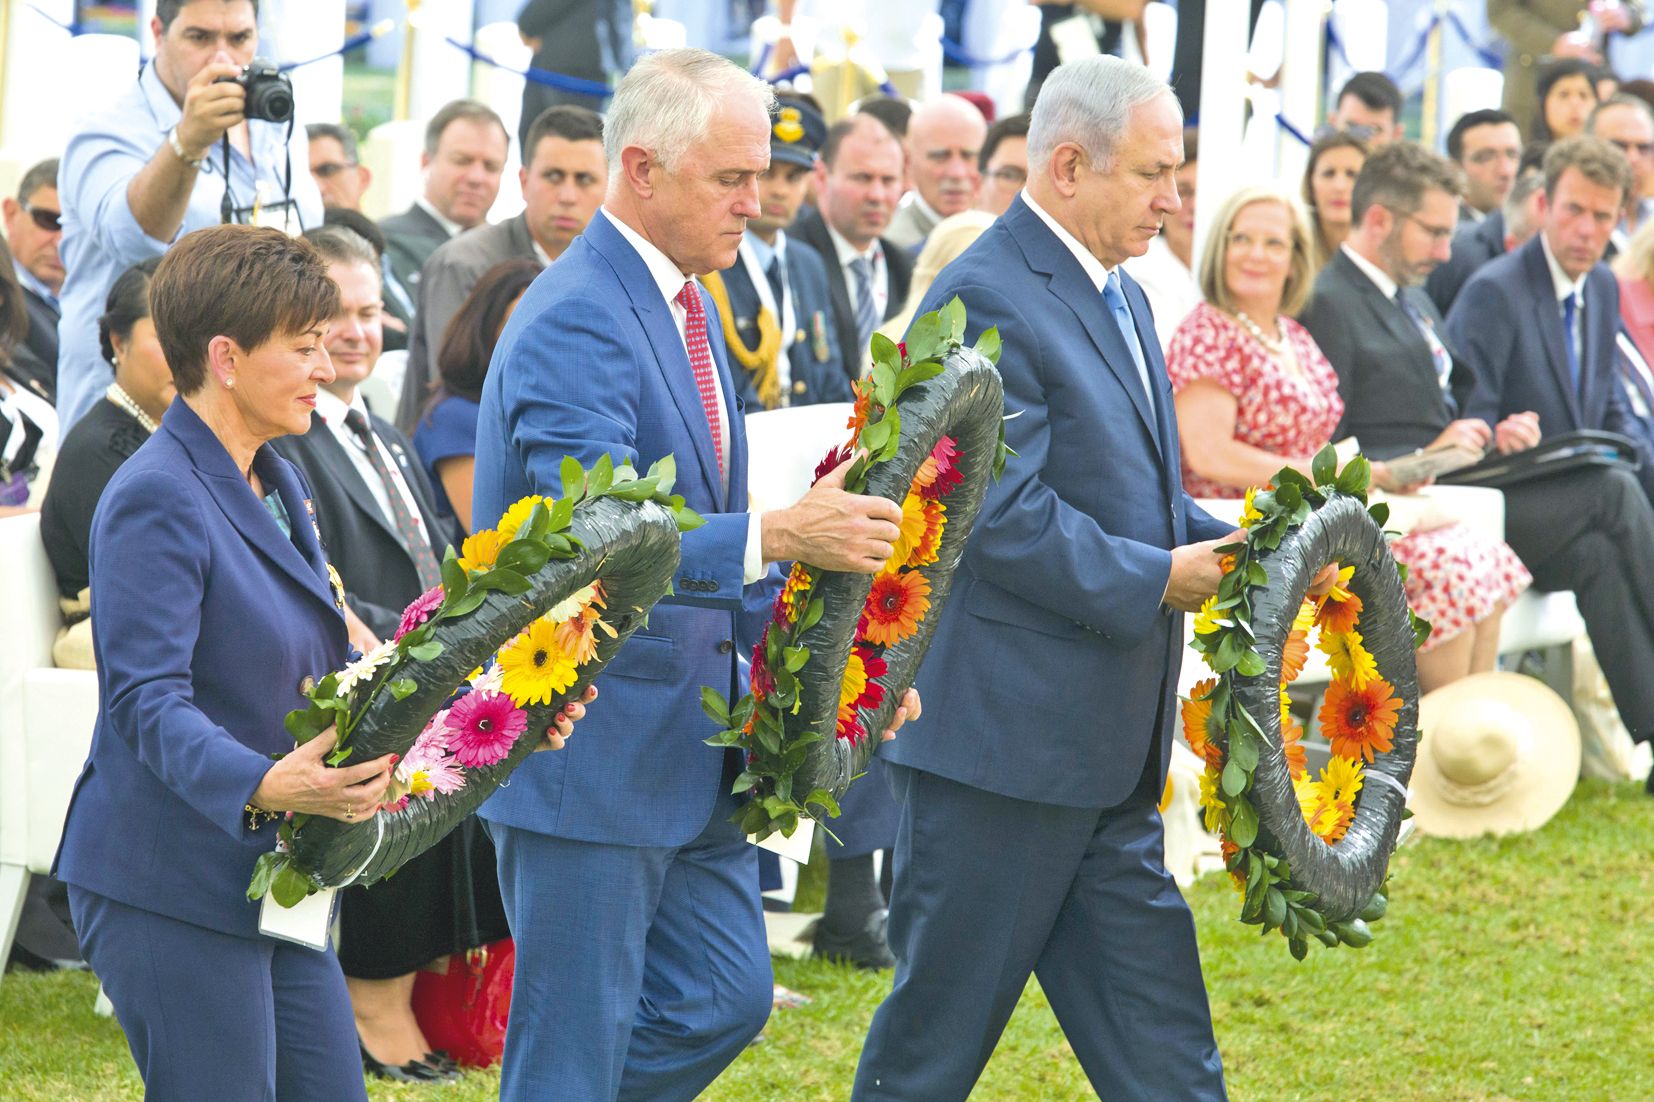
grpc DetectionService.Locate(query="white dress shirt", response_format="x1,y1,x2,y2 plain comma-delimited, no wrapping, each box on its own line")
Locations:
824,220,889,322
1540,232,1589,376
1341,243,1454,394
314,387,430,546
1022,188,1156,405
599,208,763,583
1123,235,1202,352
414,195,463,239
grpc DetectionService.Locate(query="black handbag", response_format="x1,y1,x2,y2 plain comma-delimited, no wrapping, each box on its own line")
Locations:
1437,430,1642,488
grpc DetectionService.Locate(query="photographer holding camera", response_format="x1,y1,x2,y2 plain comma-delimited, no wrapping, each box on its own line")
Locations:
55,0,321,428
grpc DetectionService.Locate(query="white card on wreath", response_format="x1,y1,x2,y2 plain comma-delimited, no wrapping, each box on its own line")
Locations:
750,818,815,865
258,885,337,951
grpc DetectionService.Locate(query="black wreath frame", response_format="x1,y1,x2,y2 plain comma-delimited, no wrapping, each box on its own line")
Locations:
285,496,682,890
1232,493,1421,922
789,346,1005,801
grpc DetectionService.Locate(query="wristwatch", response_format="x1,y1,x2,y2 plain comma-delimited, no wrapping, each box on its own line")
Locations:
168,126,205,169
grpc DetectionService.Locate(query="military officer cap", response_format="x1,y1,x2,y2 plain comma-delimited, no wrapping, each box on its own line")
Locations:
769,95,827,169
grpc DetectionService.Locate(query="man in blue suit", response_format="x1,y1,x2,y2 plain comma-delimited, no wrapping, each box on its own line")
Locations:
1446,134,1654,750
472,49,915,1102
851,57,1236,1100
706,94,853,410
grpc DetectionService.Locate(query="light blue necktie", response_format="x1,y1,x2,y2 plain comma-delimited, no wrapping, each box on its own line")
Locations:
1102,270,1152,408
852,256,877,358
1563,291,1582,395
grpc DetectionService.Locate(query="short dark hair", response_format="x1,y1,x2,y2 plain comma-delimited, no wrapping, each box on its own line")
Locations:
978,113,1030,173
156,0,258,30
1337,71,1402,117
424,99,509,158
17,158,58,202
1543,135,1633,203
1520,139,1550,176
150,225,339,395
822,114,898,170
320,207,386,258
302,224,380,274
854,96,912,140
99,257,162,367
1446,109,1518,162
1350,141,1464,225
433,259,542,407
523,104,604,162
1181,125,1199,165
305,122,360,163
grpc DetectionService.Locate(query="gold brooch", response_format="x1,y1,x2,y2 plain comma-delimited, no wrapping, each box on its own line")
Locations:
773,106,805,144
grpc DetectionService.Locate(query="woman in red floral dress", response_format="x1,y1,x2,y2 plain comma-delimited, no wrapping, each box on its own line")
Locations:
1166,185,1529,693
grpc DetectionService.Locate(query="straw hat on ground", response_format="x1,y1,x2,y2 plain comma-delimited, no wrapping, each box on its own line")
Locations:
1408,671,1580,839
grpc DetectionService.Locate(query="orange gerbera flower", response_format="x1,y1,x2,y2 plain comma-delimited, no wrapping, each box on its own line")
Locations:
553,601,615,666
1281,599,1317,682
899,500,946,569
1181,678,1223,768
886,493,931,570
1319,677,1402,763
848,378,875,436
862,569,931,647
1220,838,1245,893
1316,564,1363,634
1282,712,1308,780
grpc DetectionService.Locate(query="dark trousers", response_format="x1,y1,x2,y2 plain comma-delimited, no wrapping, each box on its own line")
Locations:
851,760,1227,1101
68,886,365,1102
1502,465,1654,739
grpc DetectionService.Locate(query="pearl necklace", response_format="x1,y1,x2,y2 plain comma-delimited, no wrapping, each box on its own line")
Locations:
106,382,158,433
1234,310,1286,357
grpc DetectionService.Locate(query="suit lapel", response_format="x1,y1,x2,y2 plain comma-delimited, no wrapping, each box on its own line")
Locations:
297,415,408,548
587,214,726,505
162,401,342,621
1520,241,1583,426
804,213,858,364
1122,273,1177,475
1010,201,1160,452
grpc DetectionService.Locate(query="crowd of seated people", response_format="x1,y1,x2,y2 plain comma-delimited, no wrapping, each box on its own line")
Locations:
10,4,1654,1088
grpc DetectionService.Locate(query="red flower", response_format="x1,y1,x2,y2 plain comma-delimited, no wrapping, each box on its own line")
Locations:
897,341,908,364
749,633,775,701
814,443,853,485
915,435,964,501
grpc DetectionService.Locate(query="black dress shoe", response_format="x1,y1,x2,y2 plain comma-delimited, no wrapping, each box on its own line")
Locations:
812,907,896,970
360,1040,446,1083
421,1050,464,1079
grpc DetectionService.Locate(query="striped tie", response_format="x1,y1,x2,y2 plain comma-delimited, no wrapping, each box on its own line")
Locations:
852,256,877,362
343,409,442,591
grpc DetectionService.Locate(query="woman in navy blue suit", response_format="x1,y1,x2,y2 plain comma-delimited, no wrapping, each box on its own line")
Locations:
52,226,587,1099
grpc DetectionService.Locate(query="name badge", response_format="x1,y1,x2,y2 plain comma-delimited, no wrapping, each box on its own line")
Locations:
258,884,338,951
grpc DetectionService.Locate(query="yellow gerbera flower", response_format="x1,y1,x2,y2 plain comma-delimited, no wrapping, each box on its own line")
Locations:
1320,629,1379,689
497,495,546,541
1192,595,1225,637
886,493,930,571
408,770,434,797
1321,754,1365,805
1239,486,1263,528
458,528,507,573
497,617,579,706
1198,766,1226,833
838,646,869,712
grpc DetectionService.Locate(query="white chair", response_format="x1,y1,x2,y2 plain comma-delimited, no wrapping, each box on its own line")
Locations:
0,514,100,982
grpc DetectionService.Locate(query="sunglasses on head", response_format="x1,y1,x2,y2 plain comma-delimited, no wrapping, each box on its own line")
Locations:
24,204,61,233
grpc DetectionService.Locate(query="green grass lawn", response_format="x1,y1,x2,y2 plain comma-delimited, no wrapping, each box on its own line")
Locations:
2,780,1647,1101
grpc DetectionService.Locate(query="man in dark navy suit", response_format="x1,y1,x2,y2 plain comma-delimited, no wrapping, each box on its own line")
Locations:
1447,135,1654,752
705,94,852,410
851,57,1235,1101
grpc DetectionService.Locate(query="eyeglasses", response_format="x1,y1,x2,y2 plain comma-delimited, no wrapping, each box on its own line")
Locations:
1226,231,1291,258
310,161,358,179
1403,213,1455,244
23,204,61,233
989,166,1026,187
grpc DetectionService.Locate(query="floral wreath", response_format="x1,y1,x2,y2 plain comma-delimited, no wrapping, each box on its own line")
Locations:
702,299,1010,842
250,456,696,907
1181,449,1428,957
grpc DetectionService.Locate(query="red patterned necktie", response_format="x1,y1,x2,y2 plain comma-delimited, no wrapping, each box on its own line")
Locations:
675,280,724,477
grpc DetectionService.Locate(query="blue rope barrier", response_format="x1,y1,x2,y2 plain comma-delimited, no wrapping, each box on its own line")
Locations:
444,38,613,98
1443,11,1503,69
771,64,809,84
24,3,85,34
750,42,773,77
1276,113,1313,146
279,24,384,73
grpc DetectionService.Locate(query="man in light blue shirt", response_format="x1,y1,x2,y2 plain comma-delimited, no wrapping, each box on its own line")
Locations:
55,0,321,427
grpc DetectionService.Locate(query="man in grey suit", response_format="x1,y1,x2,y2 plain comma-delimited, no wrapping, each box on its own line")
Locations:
395,105,605,431
884,95,986,252
378,100,510,314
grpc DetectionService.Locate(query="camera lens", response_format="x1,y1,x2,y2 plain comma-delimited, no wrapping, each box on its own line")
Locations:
256,86,294,123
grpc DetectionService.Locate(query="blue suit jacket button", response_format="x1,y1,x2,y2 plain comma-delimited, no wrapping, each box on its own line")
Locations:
717,639,734,654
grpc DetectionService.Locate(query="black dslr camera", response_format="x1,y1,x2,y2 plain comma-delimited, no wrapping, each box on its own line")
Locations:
217,59,295,124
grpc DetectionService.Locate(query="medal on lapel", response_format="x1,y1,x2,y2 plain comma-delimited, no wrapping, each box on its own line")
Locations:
812,310,831,363
326,563,347,611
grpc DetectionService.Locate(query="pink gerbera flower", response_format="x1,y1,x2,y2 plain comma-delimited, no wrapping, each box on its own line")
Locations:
394,584,445,641
916,436,963,500
445,690,528,767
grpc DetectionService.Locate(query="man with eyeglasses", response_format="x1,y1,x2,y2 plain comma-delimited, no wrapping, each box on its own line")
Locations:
53,0,322,427
306,122,374,211
1,159,63,403
976,113,1028,218
1585,94,1654,248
